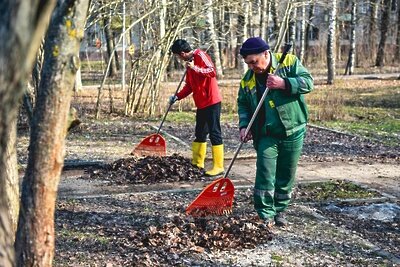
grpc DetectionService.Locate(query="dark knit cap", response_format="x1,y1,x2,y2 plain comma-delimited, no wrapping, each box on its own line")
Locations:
239,37,270,57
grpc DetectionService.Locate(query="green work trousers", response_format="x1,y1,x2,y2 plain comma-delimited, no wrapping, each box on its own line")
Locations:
254,128,305,220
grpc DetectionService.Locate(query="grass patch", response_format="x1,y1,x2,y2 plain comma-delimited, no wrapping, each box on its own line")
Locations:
307,79,400,146
58,228,110,245
271,254,284,262
294,180,381,202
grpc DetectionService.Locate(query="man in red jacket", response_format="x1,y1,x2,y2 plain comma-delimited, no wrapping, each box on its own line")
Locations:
169,39,224,177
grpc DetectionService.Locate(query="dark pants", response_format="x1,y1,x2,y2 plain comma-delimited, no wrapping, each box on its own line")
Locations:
195,102,223,145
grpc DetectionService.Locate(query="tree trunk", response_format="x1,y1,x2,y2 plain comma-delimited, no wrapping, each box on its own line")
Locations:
228,5,237,68
251,0,261,37
304,3,314,64
14,0,90,265
288,6,297,49
103,9,118,77
396,0,400,61
271,0,279,40
299,4,306,62
205,0,223,77
369,0,379,65
0,1,56,265
74,66,83,92
237,0,250,74
327,0,337,84
5,120,19,235
273,0,293,52
260,0,269,42
375,0,391,66
345,1,356,75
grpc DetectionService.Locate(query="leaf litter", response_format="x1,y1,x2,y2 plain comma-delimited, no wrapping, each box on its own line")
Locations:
52,121,400,266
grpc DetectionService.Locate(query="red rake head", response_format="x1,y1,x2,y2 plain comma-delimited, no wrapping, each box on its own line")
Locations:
186,178,235,217
131,133,166,157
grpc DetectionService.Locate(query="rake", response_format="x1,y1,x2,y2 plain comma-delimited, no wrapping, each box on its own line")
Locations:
131,69,187,157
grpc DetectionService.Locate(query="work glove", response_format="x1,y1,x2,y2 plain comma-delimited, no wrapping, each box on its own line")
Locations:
169,95,178,105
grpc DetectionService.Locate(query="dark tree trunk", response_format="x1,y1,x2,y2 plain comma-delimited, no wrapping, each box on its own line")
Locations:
304,3,314,64
375,0,391,66
103,14,118,77
345,1,356,75
395,0,400,61
14,0,90,266
0,0,56,265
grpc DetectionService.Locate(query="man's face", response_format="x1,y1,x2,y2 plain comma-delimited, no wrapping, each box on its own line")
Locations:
176,51,190,61
243,51,270,74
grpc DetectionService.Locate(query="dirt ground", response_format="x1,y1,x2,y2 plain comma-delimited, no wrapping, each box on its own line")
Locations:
17,120,400,266
55,121,399,199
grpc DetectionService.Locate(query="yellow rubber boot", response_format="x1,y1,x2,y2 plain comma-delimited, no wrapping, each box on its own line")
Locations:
205,144,224,176
192,142,206,169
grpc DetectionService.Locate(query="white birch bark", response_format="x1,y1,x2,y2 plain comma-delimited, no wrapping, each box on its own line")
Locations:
327,0,337,84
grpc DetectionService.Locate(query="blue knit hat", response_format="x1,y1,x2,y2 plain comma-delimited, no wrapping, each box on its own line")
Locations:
239,37,270,57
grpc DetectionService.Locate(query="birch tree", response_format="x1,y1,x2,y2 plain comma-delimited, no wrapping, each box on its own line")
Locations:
260,0,269,42
345,1,356,75
273,0,293,52
288,5,297,49
327,0,337,84
299,3,307,61
205,0,223,77
14,0,90,265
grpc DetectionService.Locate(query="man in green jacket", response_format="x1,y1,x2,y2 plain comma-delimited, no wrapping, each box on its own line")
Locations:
237,37,313,227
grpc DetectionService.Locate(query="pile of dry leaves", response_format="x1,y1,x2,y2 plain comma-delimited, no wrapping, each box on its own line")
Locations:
88,154,204,185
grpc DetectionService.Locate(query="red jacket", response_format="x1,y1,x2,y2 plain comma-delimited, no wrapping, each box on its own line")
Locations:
176,49,221,109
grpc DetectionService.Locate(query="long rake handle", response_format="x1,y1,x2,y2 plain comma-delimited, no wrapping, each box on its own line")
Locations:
223,43,293,178
157,68,187,134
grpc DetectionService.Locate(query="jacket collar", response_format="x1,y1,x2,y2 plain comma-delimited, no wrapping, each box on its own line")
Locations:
269,51,279,73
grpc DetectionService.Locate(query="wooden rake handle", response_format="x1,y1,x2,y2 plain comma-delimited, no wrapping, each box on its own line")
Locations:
223,43,293,178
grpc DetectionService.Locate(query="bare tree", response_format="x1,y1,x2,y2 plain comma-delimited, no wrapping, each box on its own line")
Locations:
5,121,19,235
304,2,315,64
95,4,158,118
299,3,307,61
237,0,250,74
0,0,56,265
14,0,90,265
345,0,356,75
396,0,400,61
375,0,392,66
103,2,118,77
205,0,223,77
270,0,280,40
288,5,297,51
273,0,293,52
260,0,269,42
327,0,337,84
250,0,262,37
368,0,379,65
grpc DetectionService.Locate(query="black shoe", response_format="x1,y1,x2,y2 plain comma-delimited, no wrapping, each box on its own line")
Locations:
274,213,288,227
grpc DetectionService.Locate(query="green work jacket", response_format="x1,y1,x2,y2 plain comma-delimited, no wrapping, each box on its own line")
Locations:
237,52,314,149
